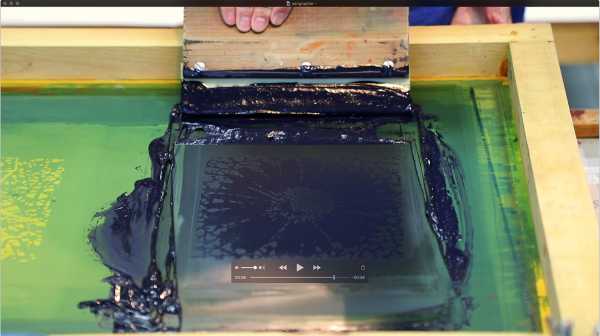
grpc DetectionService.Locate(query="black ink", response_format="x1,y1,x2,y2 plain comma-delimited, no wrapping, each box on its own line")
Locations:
182,65,409,79
79,114,182,332
80,82,472,331
419,124,472,284
181,81,413,116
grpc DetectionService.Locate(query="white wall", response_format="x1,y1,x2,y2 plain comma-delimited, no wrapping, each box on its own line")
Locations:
525,7,598,22
0,6,597,27
1,7,184,26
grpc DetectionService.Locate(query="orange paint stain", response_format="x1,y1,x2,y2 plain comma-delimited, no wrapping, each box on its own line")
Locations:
499,59,509,77
300,41,326,53
346,41,354,58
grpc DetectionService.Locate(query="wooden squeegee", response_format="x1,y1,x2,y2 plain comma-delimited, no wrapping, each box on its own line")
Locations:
182,7,409,87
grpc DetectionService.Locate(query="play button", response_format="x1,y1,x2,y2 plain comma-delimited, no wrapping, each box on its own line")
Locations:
296,264,304,272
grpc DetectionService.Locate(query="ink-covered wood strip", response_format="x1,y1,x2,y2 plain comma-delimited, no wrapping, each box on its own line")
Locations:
509,40,599,334
182,7,408,75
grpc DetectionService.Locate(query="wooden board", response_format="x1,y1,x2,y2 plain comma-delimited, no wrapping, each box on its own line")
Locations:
509,40,599,335
552,22,599,64
0,28,182,80
571,108,599,138
182,7,408,73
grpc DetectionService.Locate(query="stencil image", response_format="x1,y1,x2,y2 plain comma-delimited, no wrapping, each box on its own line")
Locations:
172,142,466,331
182,146,413,260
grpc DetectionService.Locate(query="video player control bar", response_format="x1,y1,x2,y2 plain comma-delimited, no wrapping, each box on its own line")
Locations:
231,260,368,283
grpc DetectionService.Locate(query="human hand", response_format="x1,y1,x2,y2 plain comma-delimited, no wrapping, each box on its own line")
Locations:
219,7,292,33
451,7,512,25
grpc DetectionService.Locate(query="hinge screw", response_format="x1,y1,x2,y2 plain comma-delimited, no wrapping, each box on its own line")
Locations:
383,60,395,69
193,62,206,72
300,61,312,72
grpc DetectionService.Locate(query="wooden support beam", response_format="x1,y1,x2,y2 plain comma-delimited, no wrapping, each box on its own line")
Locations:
0,28,182,80
509,40,599,334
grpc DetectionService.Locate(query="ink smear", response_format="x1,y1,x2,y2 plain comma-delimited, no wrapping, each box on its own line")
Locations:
79,82,472,331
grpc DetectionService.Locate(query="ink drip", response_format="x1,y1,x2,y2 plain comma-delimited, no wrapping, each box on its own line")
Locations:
79,81,473,332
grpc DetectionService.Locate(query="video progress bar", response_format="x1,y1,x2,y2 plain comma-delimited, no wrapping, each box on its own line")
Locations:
232,274,367,283
251,276,351,279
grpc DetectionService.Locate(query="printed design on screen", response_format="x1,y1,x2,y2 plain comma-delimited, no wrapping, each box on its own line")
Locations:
193,155,408,260
0,158,64,262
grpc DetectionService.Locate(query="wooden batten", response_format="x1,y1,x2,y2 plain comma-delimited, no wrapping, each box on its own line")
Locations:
0,28,182,80
509,40,599,334
182,7,408,74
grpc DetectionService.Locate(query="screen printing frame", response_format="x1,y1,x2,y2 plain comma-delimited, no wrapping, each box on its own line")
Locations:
2,22,598,335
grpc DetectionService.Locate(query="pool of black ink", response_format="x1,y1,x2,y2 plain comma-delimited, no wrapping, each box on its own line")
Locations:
79,82,472,332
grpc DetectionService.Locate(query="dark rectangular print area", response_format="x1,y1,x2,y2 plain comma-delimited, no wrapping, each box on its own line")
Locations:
172,144,456,331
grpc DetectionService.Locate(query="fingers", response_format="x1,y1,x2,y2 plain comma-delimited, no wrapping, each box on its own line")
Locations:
251,7,272,33
270,7,292,26
451,7,487,25
236,7,254,32
219,7,236,26
484,7,512,24
220,7,292,33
